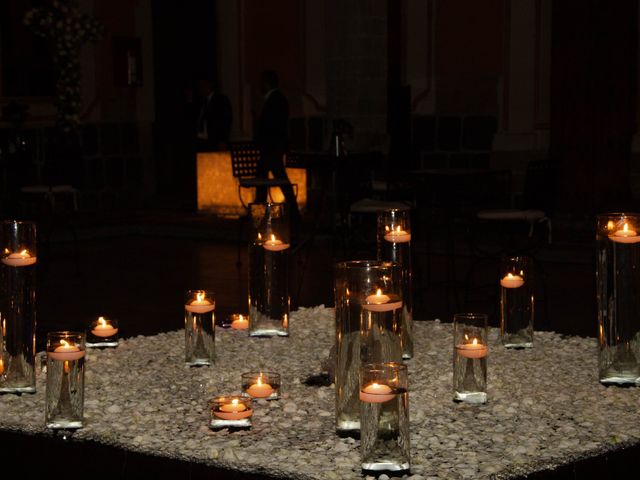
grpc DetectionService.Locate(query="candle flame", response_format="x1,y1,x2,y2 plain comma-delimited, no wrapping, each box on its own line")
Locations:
624,223,629,233
396,225,401,233
60,339,69,348
238,314,244,321
197,291,205,302
257,232,262,240
472,338,478,345
372,382,379,388
19,249,28,257
98,317,107,327
2,248,8,254
385,225,390,232
270,234,276,242
607,220,614,230
376,288,382,297
507,273,514,279
257,374,263,386
464,334,469,341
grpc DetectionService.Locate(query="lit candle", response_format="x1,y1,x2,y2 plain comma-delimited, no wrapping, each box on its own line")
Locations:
363,288,403,312
383,225,411,243
91,316,118,337
1,249,36,267
456,337,488,359
500,273,524,289
213,399,253,420
610,222,640,244
262,234,290,252
231,314,249,330
359,382,396,403
185,291,215,313
48,339,85,361
246,373,275,398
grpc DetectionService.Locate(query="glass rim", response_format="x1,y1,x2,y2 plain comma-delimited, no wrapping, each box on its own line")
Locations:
1,219,36,226
360,361,408,373
596,212,640,219
185,289,215,295
453,312,489,321
46,330,85,338
378,206,411,213
209,395,253,404
335,260,398,269
241,371,281,379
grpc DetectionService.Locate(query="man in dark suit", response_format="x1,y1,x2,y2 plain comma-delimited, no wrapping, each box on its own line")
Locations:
254,70,301,222
195,78,232,152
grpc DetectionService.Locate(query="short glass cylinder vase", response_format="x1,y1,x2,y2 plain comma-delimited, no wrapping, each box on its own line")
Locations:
45,332,86,429
500,256,534,348
360,362,410,475
377,208,413,359
184,290,215,366
597,213,640,385
241,371,281,400
248,203,290,337
210,396,253,430
453,313,488,404
0,220,37,394
334,260,403,436
86,316,119,348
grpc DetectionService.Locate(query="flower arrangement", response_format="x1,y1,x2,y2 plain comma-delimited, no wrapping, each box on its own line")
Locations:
24,0,103,131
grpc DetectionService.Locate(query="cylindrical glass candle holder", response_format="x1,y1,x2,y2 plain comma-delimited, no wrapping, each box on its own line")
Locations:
210,396,253,430
241,371,281,400
453,313,488,404
0,220,37,393
377,208,413,359
359,362,410,474
45,331,85,429
184,290,215,366
500,256,534,348
248,203,290,337
86,316,119,348
334,260,403,436
597,213,640,385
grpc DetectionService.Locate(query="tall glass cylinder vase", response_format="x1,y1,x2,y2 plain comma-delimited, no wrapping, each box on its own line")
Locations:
377,208,413,359
184,290,215,366
597,213,640,385
248,203,290,337
360,362,410,474
453,313,488,404
0,220,37,393
500,256,534,348
334,260,403,436
45,331,85,429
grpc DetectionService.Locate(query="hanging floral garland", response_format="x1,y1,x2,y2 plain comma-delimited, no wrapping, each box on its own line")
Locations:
24,0,103,132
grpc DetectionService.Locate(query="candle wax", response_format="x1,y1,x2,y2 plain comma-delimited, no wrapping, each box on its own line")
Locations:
1,250,36,267
48,341,85,361
185,296,215,313
231,315,249,330
91,317,118,337
359,382,396,403
383,229,411,243
246,378,275,398
456,342,488,359
500,274,524,289
214,400,253,420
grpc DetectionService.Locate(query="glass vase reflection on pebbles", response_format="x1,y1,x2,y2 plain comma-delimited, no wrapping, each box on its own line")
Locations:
453,313,488,404
45,332,86,429
377,207,414,359
500,256,534,348
184,290,216,366
597,213,640,385
359,362,410,475
248,203,290,337
334,260,403,436
0,220,37,394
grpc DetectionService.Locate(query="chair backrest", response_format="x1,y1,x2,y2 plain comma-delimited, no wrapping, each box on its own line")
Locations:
229,142,261,178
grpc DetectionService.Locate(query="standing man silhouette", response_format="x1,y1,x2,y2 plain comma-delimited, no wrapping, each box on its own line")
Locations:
254,70,301,223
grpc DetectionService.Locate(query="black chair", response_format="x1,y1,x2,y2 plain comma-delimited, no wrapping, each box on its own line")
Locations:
229,141,296,210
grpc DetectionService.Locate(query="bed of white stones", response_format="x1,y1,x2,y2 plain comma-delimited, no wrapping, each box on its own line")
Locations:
1,305,640,480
